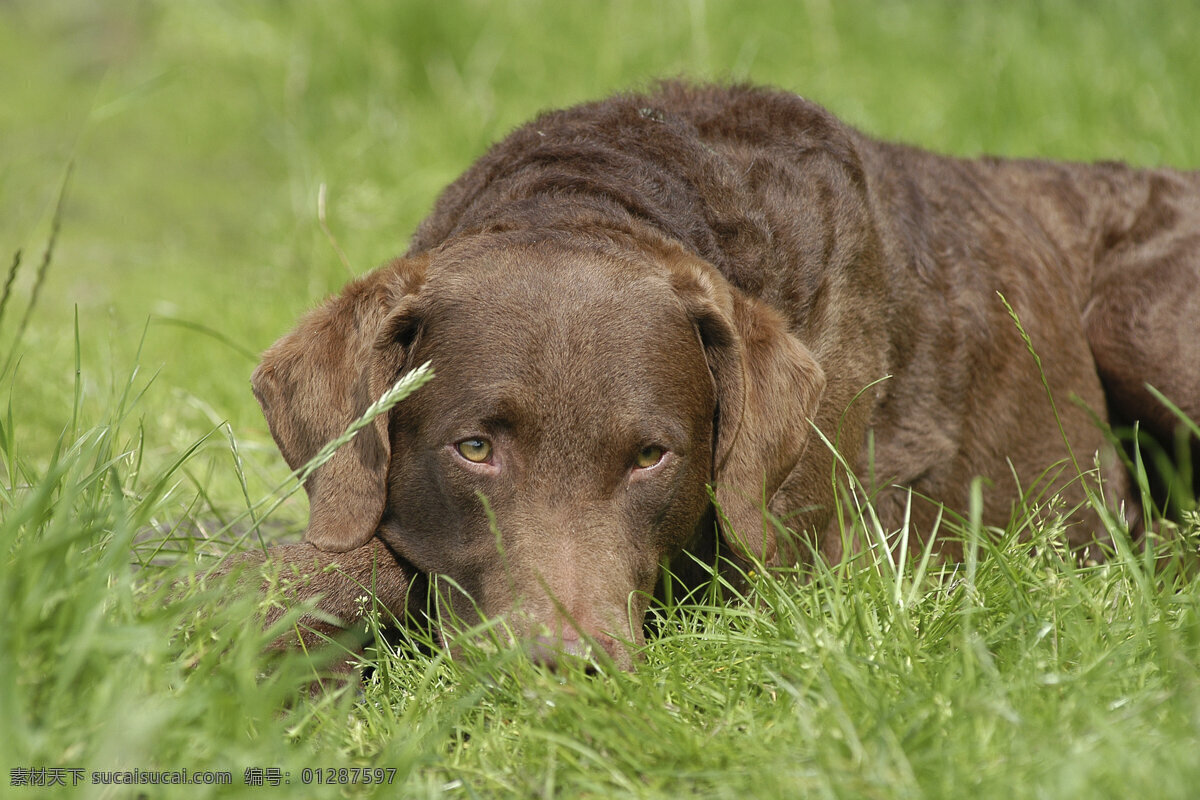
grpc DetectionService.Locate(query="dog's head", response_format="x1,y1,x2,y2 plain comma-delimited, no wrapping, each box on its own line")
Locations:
252,233,824,669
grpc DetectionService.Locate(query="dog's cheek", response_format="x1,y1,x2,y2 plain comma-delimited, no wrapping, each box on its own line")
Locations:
617,464,712,612
380,453,464,568
381,446,515,606
648,456,714,550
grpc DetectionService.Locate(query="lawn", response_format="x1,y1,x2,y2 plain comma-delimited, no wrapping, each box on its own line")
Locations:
2,1,1199,797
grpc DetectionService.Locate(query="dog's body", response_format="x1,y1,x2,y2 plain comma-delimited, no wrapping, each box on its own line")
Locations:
249,83,1200,669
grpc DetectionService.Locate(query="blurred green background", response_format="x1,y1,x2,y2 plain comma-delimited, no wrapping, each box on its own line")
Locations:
3,0,1198,500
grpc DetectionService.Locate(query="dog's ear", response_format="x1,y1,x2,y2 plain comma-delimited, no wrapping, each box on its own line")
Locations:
251,257,428,552
667,252,825,565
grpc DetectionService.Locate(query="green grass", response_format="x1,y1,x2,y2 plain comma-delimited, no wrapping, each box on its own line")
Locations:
3,1,1200,797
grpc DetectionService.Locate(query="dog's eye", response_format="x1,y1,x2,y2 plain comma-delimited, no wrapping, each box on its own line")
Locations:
456,438,492,463
633,445,665,469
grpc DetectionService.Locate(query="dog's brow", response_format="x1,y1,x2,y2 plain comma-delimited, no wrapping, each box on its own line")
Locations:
458,396,528,432
631,418,689,448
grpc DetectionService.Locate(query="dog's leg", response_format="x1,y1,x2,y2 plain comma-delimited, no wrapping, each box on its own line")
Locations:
223,537,417,673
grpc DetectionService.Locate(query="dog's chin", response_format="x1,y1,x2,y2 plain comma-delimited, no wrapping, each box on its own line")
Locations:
436,616,640,674
526,631,634,673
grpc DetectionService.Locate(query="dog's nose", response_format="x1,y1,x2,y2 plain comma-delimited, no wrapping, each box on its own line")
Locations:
528,634,597,672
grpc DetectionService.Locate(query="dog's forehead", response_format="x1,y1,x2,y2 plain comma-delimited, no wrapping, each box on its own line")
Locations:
421,242,688,350
427,239,655,303
408,241,711,416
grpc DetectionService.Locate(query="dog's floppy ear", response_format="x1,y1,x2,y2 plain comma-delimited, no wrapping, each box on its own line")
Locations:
251,257,428,552
667,252,825,565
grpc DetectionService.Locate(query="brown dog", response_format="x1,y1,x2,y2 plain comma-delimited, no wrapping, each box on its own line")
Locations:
247,82,1200,670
